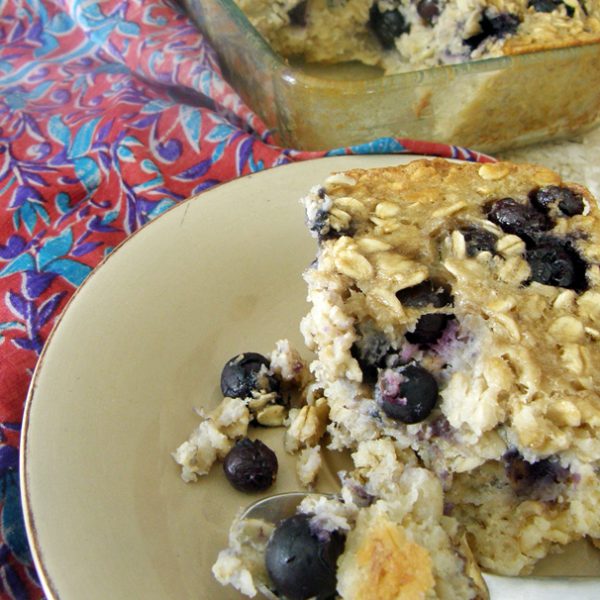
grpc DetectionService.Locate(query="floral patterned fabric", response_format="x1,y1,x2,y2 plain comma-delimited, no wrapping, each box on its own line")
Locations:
0,0,492,596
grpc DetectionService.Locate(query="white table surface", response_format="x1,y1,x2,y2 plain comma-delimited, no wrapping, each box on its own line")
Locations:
499,126,600,198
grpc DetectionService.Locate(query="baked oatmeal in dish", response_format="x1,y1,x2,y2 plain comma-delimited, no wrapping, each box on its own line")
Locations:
234,0,600,73
300,158,600,575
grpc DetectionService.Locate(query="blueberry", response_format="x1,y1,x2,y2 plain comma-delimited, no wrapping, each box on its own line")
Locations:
503,450,570,500
460,226,497,256
487,197,552,241
351,323,392,384
528,0,574,16
531,185,584,216
310,208,353,242
265,514,345,600
395,279,453,308
488,12,521,35
288,0,308,26
528,0,560,11
526,240,587,291
416,0,440,24
220,352,279,399
222,438,278,493
369,5,410,49
465,11,520,49
376,364,438,424
310,209,334,240
405,313,453,346
429,415,453,439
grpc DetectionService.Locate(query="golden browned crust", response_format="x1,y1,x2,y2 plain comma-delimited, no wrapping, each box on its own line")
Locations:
337,511,436,600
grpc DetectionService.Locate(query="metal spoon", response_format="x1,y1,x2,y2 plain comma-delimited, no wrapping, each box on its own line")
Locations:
241,491,600,600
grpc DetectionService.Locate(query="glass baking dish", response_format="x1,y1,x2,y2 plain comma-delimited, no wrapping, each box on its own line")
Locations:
183,0,600,153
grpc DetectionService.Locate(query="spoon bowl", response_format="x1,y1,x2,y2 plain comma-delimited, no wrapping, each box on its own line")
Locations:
240,491,331,523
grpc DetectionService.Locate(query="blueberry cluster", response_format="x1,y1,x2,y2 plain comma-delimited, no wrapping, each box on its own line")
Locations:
368,0,524,51
368,1,524,52
351,280,456,424
396,279,454,346
485,187,588,291
219,352,283,492
465,10,521,50
487,197,552,242
368,3,410,49
531,185,585,216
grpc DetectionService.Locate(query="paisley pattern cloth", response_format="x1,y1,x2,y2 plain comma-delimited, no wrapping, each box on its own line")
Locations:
0,0,492,596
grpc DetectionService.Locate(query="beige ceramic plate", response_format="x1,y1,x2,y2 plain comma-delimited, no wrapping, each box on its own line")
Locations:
20,155,600,600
